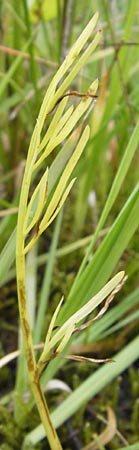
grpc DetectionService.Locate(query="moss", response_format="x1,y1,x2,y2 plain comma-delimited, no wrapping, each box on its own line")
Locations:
0,405,24,449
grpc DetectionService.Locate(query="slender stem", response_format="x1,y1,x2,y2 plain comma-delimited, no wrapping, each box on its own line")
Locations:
14,12,101,448
16,130,63,450
16,248,62,449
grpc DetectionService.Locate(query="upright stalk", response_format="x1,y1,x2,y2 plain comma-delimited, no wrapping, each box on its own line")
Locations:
16,260,62,449
15,12,101,448
16,128,62,450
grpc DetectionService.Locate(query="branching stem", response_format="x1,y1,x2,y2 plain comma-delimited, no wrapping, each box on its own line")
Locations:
16,124,62,450
15,13,101,449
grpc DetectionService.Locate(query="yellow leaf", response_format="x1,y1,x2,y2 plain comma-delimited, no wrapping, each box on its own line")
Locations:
40,126,90,231
24,168,48,235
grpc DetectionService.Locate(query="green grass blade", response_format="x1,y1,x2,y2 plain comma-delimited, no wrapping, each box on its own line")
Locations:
23,335,139,446
104,0,137,119
0,134,77,286
117,445,139,450
22,0,38,95
37,184,139,386
33,210,63,345
0,37,34,97
0,228,16,284
58,183,139,324
74,116,139,280
101,309,139,340
80,288,139,344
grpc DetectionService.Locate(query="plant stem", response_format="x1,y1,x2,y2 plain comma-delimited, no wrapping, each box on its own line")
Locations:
16,133,63,450
16,239,62,449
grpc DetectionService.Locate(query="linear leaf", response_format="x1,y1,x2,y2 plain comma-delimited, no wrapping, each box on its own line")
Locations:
58,183,139,324
23,336,139,446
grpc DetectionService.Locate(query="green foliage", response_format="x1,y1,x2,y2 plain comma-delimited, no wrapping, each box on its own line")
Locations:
29,0,63,22
0,1,139,449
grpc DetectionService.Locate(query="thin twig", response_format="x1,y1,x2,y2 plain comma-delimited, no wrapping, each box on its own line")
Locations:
61,0,75,61
0,207,18,217
0,44,57,68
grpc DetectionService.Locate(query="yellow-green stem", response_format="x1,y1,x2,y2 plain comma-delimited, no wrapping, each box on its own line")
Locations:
16,259,62,448
15,13,101,448
16,154,63,450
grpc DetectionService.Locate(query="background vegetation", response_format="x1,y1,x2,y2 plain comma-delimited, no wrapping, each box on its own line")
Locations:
0,1,139,449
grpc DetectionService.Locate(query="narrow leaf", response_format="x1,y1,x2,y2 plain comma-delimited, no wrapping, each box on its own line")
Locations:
40,126,90,231
24,168,48,235
23,336,139,446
